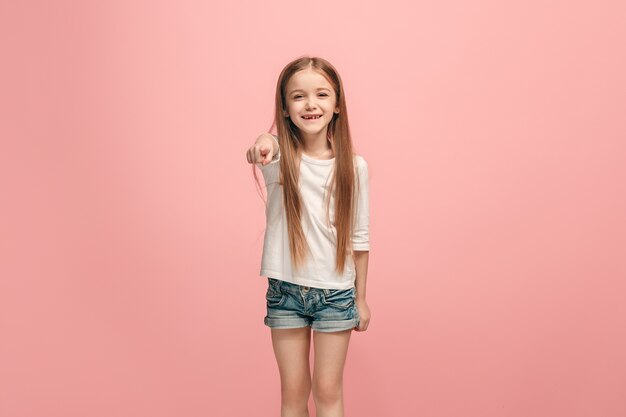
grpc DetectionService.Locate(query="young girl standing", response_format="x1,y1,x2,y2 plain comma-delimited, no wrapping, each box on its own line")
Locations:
245,56,371,417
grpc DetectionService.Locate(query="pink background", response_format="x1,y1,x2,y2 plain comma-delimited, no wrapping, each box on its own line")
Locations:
1,1,625,416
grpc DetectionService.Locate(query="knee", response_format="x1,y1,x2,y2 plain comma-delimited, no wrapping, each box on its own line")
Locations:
281,380,311,406
312,379,342,405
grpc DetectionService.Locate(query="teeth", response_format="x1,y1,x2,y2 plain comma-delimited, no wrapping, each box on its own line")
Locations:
303,115,321,119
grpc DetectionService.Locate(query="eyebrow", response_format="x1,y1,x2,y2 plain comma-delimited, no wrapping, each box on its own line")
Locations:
289,88,331,95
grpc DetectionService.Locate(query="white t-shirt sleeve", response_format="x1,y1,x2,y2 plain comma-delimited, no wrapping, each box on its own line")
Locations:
352,156,370,251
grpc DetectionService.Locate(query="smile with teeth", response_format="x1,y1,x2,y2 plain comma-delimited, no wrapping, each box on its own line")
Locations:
302,115,322,120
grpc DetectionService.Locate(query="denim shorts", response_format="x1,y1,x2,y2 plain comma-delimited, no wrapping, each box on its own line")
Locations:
264,277,360,332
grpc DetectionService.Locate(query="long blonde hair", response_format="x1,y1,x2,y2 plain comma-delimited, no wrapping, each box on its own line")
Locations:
254,56,362,275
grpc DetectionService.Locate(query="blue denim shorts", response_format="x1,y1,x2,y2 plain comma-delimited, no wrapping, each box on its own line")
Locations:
264,278,360,332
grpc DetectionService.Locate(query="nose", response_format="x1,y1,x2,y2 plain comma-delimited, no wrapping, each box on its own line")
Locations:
305,97,317,109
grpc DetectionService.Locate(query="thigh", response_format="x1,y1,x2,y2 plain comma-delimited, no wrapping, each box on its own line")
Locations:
312,329,352,387
271,327,313,388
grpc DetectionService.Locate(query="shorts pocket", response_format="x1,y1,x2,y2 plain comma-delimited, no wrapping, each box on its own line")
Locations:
321,287,355,309
266,279,287,307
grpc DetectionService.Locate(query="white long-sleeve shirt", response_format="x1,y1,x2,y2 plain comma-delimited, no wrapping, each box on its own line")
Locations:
256,135,370,290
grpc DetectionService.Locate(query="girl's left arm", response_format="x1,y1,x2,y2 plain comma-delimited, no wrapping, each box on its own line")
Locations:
354,250,369,301
352,156,371,331
353,156,370,302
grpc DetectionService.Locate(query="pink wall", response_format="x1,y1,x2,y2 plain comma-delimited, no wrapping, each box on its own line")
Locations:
1,1,625,416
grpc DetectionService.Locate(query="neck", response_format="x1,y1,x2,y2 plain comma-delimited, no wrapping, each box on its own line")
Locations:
300,127,332,156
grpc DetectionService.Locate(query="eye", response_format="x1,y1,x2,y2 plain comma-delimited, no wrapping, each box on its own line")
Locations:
319,93,328,97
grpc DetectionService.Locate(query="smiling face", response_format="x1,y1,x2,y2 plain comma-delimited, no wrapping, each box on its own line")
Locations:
283,68,339,139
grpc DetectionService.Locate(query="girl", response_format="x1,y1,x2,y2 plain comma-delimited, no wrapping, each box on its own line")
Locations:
245,56,371,417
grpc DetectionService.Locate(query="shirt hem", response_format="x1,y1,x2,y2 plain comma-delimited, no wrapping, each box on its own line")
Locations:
260,269,355,290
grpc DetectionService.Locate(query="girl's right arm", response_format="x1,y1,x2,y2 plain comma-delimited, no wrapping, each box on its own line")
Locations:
246,133,279,166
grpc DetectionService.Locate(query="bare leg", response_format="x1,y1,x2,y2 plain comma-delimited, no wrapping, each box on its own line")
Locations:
311,329,352,417
271,327,312,417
